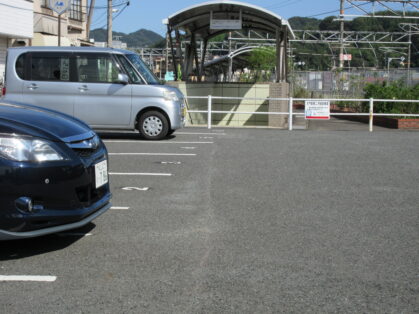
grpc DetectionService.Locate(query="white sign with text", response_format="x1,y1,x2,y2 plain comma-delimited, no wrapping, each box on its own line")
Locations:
48,0,71,15
305,100,331,120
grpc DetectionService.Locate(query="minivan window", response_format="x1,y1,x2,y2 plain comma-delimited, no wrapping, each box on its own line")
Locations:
125,54,160,85
15,54,26,80
31,55,70,81
76,54,119,83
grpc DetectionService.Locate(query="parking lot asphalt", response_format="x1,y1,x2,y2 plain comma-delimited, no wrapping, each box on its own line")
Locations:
0,127,418,313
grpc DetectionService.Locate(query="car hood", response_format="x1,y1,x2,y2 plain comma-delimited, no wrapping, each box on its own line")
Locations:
0,102,94,142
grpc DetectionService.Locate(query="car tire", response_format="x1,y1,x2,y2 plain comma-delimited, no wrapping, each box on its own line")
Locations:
138,111,169,140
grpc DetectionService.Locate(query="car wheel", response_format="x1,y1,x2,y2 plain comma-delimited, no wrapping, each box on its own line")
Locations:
138,111,169,140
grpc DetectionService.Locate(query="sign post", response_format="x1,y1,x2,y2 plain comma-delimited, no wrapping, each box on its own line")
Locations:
305,100,330,120
48,0,71,46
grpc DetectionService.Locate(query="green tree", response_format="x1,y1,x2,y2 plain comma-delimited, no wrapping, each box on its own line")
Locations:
246,47,276,82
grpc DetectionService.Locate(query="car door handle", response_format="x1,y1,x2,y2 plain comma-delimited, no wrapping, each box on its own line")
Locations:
27,84,38,90
78,85,89,92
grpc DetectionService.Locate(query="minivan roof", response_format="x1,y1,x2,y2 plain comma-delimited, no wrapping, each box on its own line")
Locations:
8,46,134,55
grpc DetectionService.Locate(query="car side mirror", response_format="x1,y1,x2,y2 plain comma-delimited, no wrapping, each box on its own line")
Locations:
117,73,129,85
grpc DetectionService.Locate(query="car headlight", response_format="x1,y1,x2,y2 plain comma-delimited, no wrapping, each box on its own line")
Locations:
163,90,180,102
0,136,65,162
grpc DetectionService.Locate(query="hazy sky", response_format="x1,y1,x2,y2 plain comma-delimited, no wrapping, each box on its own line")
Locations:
90,0,344,35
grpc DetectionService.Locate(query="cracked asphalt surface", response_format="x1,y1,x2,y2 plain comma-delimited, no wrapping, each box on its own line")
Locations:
0,127,418,313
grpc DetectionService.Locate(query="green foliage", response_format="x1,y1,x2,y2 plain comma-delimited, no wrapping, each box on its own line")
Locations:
319,16,339,31
363,81,419,114
208,33,228,42
293,85,310,98
288,17,320,30
245,47,276,82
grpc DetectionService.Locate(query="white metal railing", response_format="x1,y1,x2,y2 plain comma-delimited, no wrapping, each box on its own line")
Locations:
184,96,419,132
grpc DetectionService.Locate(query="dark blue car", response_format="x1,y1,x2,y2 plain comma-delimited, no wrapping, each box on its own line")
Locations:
0,101,111,240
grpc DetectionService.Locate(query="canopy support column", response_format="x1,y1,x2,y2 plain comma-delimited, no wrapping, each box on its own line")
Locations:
167,26,178,81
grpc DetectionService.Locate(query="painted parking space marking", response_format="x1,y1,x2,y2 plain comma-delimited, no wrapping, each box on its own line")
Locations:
122,186,150,191
109,172,172,176
160,161,181,165
109,153,196,156
103,141,213,144
181,147,196,150
111,206,131,210
57,233,92,237
175,132,226,135
200,136,214,139
0,275,57,282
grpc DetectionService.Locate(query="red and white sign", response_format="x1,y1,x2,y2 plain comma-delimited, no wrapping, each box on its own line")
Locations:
339,54,352,61
305,101,330,120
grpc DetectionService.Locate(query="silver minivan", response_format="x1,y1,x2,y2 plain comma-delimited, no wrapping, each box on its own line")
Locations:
2,47,185,140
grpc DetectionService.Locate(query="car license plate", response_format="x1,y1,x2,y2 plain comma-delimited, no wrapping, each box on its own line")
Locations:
95,160,108,188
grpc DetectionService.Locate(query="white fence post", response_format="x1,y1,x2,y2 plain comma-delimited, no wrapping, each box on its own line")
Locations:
369,98,374,132
207,95,212,129
288,97,293,131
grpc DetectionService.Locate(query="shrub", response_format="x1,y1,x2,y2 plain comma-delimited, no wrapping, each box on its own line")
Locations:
363,81,419,114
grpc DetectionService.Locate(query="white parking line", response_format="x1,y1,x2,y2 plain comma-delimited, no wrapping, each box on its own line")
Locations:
175,132,226,135
109,153,196,156
57,233,92,237
103,141,213,144
181,147,196,149
109,172,172,176
0,275,57,282
111,206,130,210
122,187,149,191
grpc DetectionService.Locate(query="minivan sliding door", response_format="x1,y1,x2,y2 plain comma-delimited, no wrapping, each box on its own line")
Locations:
22,52,75,116
73,53,132,127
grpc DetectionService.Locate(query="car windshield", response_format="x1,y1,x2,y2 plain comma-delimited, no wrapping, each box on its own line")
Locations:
125,53,160,85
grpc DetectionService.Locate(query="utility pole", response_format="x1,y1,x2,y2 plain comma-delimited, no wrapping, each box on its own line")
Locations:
107,0,112,48
407,24,412,85
339,0,345,68
86,0,96,42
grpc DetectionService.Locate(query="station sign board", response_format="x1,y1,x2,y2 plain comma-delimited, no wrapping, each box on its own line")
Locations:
305,100,330,120
210,10,242,30
48,0,71,15
339,54,352,61
210,19,242,30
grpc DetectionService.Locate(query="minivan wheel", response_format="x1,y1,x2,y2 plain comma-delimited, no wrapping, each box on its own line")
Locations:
138,111,169,140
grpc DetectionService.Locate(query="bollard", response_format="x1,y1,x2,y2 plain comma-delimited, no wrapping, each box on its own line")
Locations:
369,98,374,132
207,95,212,129
288,97,293,131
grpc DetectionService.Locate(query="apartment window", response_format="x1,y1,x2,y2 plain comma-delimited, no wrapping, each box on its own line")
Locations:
69,0,82,21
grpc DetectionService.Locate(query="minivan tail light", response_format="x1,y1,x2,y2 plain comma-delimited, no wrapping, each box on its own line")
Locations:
1,87,5,96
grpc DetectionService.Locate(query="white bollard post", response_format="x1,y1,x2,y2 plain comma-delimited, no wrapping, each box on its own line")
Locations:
369,98,374,132
288,97,293,131
207,95,212,129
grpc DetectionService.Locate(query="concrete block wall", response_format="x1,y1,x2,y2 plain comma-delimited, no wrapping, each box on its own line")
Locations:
269,82,290,128
168,82,289,128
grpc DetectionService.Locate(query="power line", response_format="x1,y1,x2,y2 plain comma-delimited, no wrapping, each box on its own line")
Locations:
306,2,369,18
97,1,129,29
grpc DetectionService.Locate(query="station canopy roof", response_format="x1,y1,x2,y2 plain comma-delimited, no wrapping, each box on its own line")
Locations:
164,0,295,40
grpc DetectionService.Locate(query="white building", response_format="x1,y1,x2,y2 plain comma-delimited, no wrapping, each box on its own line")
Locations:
0,0,33,84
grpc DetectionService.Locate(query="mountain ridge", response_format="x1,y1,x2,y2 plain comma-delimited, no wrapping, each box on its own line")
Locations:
90,28,164,47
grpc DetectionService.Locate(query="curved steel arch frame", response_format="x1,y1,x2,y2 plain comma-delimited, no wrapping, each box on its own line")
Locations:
164,0,293,82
